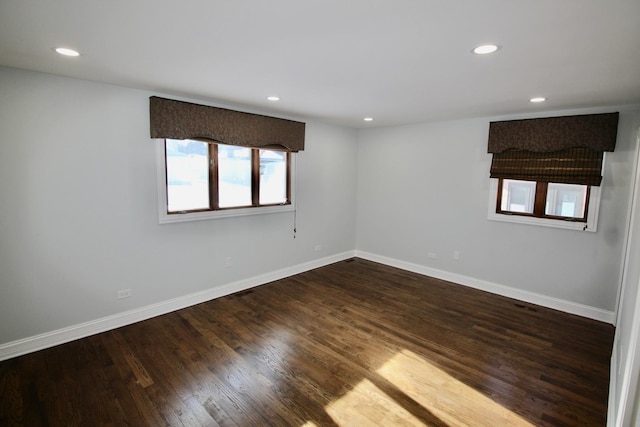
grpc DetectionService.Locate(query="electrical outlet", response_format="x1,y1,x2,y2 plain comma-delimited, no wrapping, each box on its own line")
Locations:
453,250,460,260
428,252,437,259
117,289,131,299
225,257,233,268
314,245,322,252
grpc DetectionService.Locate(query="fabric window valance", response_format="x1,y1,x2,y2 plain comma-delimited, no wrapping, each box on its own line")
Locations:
487,112,619,154
149,96,305,152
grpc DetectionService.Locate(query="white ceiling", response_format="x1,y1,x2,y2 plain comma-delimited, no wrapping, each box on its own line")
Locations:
1,0,639,128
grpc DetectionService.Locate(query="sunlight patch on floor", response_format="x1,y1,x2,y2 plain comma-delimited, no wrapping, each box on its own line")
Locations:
322,349,535,426
376,349,534,427
326,378,426,426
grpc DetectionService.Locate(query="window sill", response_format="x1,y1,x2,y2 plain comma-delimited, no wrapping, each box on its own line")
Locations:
158,204,295,224
487,179,600,232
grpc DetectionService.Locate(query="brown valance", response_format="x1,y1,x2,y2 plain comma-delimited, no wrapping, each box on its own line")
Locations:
490,147,604,186
149,96,305,152
488,112,619,153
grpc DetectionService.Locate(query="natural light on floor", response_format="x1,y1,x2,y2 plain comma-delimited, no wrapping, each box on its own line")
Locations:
315,349,535,427
326,378,425,426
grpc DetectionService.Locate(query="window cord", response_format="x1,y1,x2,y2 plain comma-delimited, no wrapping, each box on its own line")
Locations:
293,160,298,239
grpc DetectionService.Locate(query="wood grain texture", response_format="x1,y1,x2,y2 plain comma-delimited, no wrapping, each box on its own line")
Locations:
0,259,614,426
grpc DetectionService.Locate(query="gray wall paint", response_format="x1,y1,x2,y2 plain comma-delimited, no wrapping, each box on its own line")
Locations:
1,63,639,363
356,110,640,311
0,66,358,344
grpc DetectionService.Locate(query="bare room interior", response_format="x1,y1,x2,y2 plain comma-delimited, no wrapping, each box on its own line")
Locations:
1,1,640,426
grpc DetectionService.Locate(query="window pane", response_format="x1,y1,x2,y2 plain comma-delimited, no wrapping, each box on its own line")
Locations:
165,140,209,212
259,150,287,205
218,145,252,208
500,179,536,213
545,183,588,218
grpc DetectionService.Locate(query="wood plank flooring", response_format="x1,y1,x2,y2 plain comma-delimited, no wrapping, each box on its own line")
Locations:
0,258,615,426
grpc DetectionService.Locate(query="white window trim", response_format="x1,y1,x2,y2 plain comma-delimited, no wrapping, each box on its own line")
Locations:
487,178,601,232
155,139,295,224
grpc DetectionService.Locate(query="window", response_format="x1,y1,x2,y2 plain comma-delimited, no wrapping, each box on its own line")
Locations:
545,183,589,218
149,97,305,223
488,179,601,231
158,139,294,223
497,179,589,222
488,146,604,231
486,113,619,232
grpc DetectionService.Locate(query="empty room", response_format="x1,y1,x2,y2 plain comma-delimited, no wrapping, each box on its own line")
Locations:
1,1,640,426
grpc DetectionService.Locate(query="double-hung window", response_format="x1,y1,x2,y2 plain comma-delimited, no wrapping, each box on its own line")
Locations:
487,113,618,232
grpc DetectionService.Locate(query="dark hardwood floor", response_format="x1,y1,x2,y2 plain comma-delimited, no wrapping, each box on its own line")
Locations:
0,258,615,426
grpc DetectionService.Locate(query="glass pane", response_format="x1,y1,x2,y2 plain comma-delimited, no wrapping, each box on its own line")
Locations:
259,150,287,205
165,139,209,212
218,145,252,208
500,179,536,213
545,183,588,218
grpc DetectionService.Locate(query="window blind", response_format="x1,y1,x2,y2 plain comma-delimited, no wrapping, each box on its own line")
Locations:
490,147,604,186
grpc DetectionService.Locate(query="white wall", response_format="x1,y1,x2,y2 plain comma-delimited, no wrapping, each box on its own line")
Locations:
0,66,358,346
356,108,640,315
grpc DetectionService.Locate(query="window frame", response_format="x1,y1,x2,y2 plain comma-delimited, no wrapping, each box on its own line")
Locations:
488,178,601,232
156,139,295,224
496,179,590,222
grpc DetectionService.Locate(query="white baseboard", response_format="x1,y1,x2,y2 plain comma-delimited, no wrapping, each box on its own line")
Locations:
355,250,615,324
0,251,356,362
1,249,614,362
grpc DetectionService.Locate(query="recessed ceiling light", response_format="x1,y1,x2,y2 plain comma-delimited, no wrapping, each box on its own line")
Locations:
364,117,374,122
530,97,547,103
54,47,80,57
472,44,500,55
267,96,280,102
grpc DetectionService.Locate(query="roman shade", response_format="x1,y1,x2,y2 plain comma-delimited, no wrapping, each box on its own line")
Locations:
488,112,618,186
490,147,604,186
149,96,305,152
